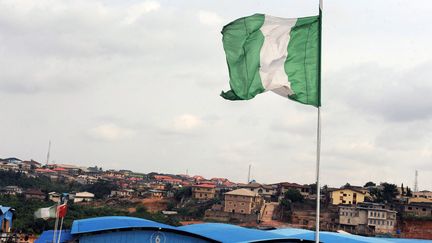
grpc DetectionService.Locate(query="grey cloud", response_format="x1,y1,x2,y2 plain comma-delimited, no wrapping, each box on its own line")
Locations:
327,63,432,122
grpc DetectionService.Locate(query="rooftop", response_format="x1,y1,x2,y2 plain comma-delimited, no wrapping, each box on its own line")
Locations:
225,188,258,197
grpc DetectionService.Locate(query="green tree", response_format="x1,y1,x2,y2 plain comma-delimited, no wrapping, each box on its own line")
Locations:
406,187,413,197
364,181,376,187
174,186,191,202
382,183,399,203
283,189,304,203
84,180,119,199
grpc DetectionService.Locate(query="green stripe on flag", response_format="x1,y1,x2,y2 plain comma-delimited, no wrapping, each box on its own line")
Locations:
220,14,265,100
285,16,320,107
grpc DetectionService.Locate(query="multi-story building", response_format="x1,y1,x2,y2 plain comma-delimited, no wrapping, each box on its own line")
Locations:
339,203,397,234
403,203,432,217
239,182,277,202
330,188,366,205
224,188,263,215
192,184,216,200
413,190,432,200
278,182,311,200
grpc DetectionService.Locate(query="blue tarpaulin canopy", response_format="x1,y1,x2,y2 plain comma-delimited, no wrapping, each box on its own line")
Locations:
36,216,431,243
0,206,14,230
71,216,175,234
35,230,72,243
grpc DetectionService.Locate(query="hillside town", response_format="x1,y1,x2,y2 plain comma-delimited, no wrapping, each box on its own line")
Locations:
1,156,431,242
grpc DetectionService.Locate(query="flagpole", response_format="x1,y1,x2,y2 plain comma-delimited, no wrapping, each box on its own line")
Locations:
52,200,60,243
57,217,64,243
315,1,323,243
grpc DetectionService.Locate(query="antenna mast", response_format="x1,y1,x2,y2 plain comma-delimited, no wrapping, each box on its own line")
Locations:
247,164,251,183
46,140,51,166
414,170,418,192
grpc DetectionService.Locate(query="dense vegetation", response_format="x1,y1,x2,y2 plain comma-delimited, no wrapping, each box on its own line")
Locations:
0,170,179,234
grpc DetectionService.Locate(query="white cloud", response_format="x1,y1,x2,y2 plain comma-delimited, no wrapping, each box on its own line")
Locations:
88,123,135,141
198,10,223,26
123,1,160,25
173,114,202,130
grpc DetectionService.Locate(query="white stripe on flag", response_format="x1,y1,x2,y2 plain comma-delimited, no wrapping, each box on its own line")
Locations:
259,15,297,96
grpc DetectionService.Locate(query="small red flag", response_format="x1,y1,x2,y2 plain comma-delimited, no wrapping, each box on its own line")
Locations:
57,204,68,218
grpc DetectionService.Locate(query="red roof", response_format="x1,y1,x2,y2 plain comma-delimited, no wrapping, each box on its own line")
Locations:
154,175,173,180
192,184,215,189
35,168,55,173
53,167,66,171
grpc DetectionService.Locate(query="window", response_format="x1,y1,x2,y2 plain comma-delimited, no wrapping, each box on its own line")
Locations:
241,202,245,206
241,210,244,213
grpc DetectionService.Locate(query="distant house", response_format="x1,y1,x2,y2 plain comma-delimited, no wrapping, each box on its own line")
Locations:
413,190,432,200
48,192,61,202
330,188,366,205
21,160,42,170
278,182,312,200
73,192,95,203
0,162,19,171
224,189,263,215
339,202,397,234
239,182,276,202
110,189,134,198
24,188,45,200
192,184,216,200
403,203,432,217
1,157,22,164
0,186,23,196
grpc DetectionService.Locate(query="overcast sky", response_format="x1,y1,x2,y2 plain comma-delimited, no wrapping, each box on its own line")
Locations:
1,0,431,189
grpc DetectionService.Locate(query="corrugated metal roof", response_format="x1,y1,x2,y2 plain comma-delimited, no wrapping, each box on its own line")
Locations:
71,216,175,234
67,216,431,243
271,229,430,243
179,223,291,242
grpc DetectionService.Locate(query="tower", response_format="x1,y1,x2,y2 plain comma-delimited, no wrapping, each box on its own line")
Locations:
414,170,419,193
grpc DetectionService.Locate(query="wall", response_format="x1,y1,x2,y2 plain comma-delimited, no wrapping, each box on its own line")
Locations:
399,219,432,240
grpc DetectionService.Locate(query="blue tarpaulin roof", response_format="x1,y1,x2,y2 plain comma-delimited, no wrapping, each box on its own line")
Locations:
71,216,175,234
35,230,72,243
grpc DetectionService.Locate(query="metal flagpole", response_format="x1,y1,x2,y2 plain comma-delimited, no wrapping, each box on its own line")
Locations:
57,216,64,243
315,0,323,243
52,200,60,243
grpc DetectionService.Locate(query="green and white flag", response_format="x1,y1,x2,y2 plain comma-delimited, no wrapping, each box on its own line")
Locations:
34,205,57,220
221,14,321,107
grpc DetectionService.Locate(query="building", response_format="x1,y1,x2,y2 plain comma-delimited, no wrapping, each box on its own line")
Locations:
0,186,23,196
278,183,311,200
339,203,397,234
110,189,134,197
330,188,366,205
192,184,216,200
403,203,432,217
48,192,61,202
24,188,45,200
224,188,263,215
239,182,276,202
73,192,95,203
21,160,42,170
413,190,432,199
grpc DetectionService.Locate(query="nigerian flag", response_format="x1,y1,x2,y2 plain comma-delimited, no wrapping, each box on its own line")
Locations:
221,14,321,107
